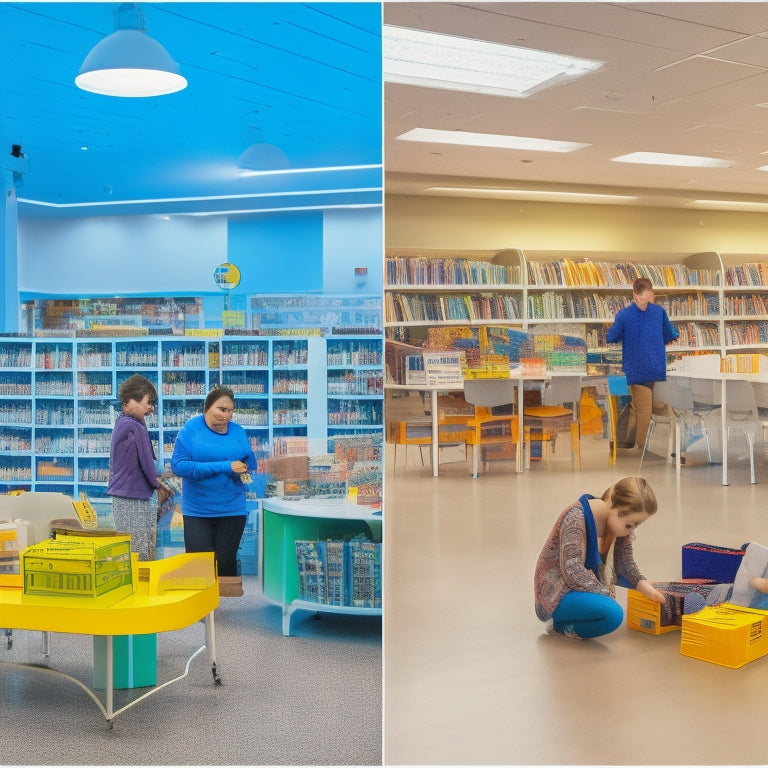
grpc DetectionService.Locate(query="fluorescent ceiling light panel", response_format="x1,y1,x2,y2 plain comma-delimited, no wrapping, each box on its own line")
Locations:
612,152,734,168
398,128,589,153
686,200,768,211
383,25,603,98
237,163,381,178
427,187,637,203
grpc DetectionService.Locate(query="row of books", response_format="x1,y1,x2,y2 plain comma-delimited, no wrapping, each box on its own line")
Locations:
526,292,631,320
720,294,768,315
656,294,720,317
673,322,721,348
724,322,768,346
386,256,520,286
386,293,521,323
526,259,720,287
724,263,768,287
295,536,382,608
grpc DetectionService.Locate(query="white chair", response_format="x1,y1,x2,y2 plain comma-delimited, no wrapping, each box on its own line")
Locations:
640,379,711,473
721,380,761,484
463,379,518,478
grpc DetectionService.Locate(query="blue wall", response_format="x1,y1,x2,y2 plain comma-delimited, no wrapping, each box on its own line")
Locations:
227,211,323,293
15,207,382,328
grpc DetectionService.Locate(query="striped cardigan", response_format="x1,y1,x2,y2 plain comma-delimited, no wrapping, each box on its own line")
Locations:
534,499,645,622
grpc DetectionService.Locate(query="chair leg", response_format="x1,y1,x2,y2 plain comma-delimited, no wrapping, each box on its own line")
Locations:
570,422,581,470
472,444,479,479
666,415,674,464
747,433,756,484
639,420,655,470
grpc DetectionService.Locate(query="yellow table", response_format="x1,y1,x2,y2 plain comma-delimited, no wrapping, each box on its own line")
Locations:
0,552,220,725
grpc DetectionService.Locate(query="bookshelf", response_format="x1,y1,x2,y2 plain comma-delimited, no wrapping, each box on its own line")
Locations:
249,294,382,334
0,333,384,499
21,297,203,334
385,249,768,381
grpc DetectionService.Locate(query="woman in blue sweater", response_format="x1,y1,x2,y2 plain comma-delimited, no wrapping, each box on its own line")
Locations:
606,277,679,451
171,385,256,596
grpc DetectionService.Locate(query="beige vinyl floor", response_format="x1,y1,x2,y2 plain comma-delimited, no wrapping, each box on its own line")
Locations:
383,392,768,766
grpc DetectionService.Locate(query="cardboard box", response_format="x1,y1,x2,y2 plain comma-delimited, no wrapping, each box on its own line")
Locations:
681,604,768,669
627,589,681,635
627,581,719,635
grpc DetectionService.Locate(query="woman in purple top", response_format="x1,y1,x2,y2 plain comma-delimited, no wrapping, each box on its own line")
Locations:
107,374,162,560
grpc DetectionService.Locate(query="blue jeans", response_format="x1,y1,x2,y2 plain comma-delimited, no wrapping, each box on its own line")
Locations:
552,591,624,639
183,515,247,577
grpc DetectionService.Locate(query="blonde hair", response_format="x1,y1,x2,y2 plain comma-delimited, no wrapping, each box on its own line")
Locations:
603,476,657,518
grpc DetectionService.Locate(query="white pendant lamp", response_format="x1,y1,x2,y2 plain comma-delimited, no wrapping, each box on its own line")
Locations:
75,3,187,97
238,129,291,173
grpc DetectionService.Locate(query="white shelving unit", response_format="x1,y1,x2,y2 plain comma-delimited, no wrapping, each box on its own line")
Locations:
0,333,384,498
384,248,768,364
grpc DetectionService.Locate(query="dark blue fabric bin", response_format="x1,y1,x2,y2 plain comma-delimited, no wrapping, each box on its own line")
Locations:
681,542,747,583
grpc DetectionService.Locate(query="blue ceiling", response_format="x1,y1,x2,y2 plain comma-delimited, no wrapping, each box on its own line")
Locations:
0,2,383,217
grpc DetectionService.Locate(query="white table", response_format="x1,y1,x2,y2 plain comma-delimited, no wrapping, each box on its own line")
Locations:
667,371,767,485
387,372,589,477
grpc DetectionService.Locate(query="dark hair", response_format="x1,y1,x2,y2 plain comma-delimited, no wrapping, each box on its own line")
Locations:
633,277,653,294
603,476,657,518
204,385,235,413
118,374,157,406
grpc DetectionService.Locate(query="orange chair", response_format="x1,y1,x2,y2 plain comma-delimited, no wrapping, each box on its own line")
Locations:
387,419,469,472
459,379,519,478
523,376,583,468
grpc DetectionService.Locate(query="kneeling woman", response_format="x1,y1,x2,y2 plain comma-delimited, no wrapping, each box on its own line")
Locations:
534,476,665,639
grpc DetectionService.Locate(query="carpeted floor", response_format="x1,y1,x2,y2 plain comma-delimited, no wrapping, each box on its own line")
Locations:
0,575,381,766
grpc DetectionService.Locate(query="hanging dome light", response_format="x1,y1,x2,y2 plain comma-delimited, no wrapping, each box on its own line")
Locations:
237,127,291,173
75,3,187,97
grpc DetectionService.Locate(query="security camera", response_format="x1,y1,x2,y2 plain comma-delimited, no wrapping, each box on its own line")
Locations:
1,145,29,175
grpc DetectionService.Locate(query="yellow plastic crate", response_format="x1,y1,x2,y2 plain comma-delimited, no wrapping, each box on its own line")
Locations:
680,603,768,669
627,589,680,635
22,534,133,606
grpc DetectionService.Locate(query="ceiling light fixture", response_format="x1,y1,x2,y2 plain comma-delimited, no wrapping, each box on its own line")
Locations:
238,129,291,173
427,187,637,204
397,128,589,153
383,25,603,98
238,163,381,178
75,3,187,97
611,152,734,168
686,200,768,211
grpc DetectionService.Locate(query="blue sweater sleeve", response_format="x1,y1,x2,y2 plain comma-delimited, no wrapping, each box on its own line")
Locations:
171,423,232,479
605,308,624,344
662,308,679,343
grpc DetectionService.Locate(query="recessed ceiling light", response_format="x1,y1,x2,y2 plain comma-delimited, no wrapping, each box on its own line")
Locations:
427,187,637,204
383,25,603,98
686,200,768,211
612,152,734,168
397,128,589,153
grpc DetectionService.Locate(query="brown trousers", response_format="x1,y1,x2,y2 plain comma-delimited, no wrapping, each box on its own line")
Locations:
629,383,653,448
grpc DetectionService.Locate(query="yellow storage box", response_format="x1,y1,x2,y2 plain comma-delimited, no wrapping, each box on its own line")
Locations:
627,589,681,635
680,603,768,669
22,534,133,606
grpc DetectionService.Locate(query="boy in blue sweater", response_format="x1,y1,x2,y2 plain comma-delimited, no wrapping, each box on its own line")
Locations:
606,278,679,451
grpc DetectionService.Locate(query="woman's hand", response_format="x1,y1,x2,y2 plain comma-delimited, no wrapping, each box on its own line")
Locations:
636,579,666,604
230,460,249,475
